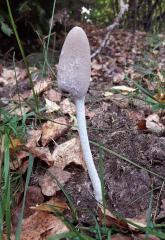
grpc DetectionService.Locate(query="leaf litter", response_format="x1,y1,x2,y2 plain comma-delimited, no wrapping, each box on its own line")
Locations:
1,24,165,239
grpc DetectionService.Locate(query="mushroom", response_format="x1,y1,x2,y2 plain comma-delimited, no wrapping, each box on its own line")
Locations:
57,26,102,203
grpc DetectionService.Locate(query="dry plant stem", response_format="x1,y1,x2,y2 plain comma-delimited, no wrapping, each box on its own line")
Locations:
91,0,128,59
75,97,102,203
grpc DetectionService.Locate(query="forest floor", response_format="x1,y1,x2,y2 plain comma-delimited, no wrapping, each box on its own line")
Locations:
1,23,165,239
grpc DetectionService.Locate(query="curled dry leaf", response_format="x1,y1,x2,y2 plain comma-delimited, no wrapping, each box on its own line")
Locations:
16,211,68,240
26,129,42,148
25,129,53,165
98,206,129,231
60,98,76,115
45,89,62,102
31,197,68,213
146,114,165,134
111,85,136,94
39,166,71,196
33,78,51,95
52,137,86,170
41,117,70,146
45,97,60,113
26,146,53,166
9,137,22,150
10,151,29,171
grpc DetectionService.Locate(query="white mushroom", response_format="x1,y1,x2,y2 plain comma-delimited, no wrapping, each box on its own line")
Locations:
57,26,102,203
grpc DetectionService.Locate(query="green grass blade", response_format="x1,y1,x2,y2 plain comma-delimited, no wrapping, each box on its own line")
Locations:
15,155,34,240
6,0,39,113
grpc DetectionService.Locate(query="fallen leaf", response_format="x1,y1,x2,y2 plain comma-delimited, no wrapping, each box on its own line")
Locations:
45,98,60,113
12,91,31,101
10,151,29,170
33,78,51,95
45,89,62,102
126,212,147,229
60,98,76,115
145,114,165,134
26,129,42,148
9,104,30,116
137,119,147,130
26,146,53,166
17,211,68,240
41,117,70,146
31,197,68,213
98,206,129,230
12,186,44,227
39,166,71,196
104,91,114,97
154,93,165,103
9,137,22,150
157,199,165,219
111,85,136,94
0,67,27,87
52,137,86,170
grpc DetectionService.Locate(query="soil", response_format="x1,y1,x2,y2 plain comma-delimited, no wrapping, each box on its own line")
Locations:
64,96,165,222
62,27,165,222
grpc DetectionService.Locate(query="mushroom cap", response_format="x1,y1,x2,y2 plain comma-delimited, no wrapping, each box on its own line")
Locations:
57,26,91,99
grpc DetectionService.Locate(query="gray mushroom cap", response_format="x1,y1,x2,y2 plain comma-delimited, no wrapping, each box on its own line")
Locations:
57,26,91,99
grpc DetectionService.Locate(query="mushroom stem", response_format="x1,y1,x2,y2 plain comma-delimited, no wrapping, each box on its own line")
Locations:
75,97,102,203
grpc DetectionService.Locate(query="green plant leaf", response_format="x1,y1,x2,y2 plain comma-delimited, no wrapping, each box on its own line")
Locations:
1,21,12,36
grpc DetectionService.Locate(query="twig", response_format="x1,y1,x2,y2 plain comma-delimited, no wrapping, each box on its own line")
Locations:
91,0,129,59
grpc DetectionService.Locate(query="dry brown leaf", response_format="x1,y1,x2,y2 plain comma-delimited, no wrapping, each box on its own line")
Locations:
41,117,70,146
45,98,60,113
39,166,71,196
111,85,136,94
9,137,22,150
45,89,62,102
52,137,86,170
146,114,165,134
33,78,51,95
12,91,32,101
91,60,102,76
157,199,165,219
26,129,42,148
0,67,27,87
60,98,76,115
17,211,68,240
26,146,53,166
9,105,30,116
10,151,29,170
126,212,147,229
31,197,69,213
12,186,44,228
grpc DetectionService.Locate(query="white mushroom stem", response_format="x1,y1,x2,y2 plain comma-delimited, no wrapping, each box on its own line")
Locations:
75,97,102,203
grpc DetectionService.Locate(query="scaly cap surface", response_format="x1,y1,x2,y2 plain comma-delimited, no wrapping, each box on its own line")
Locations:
57,26,91,99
